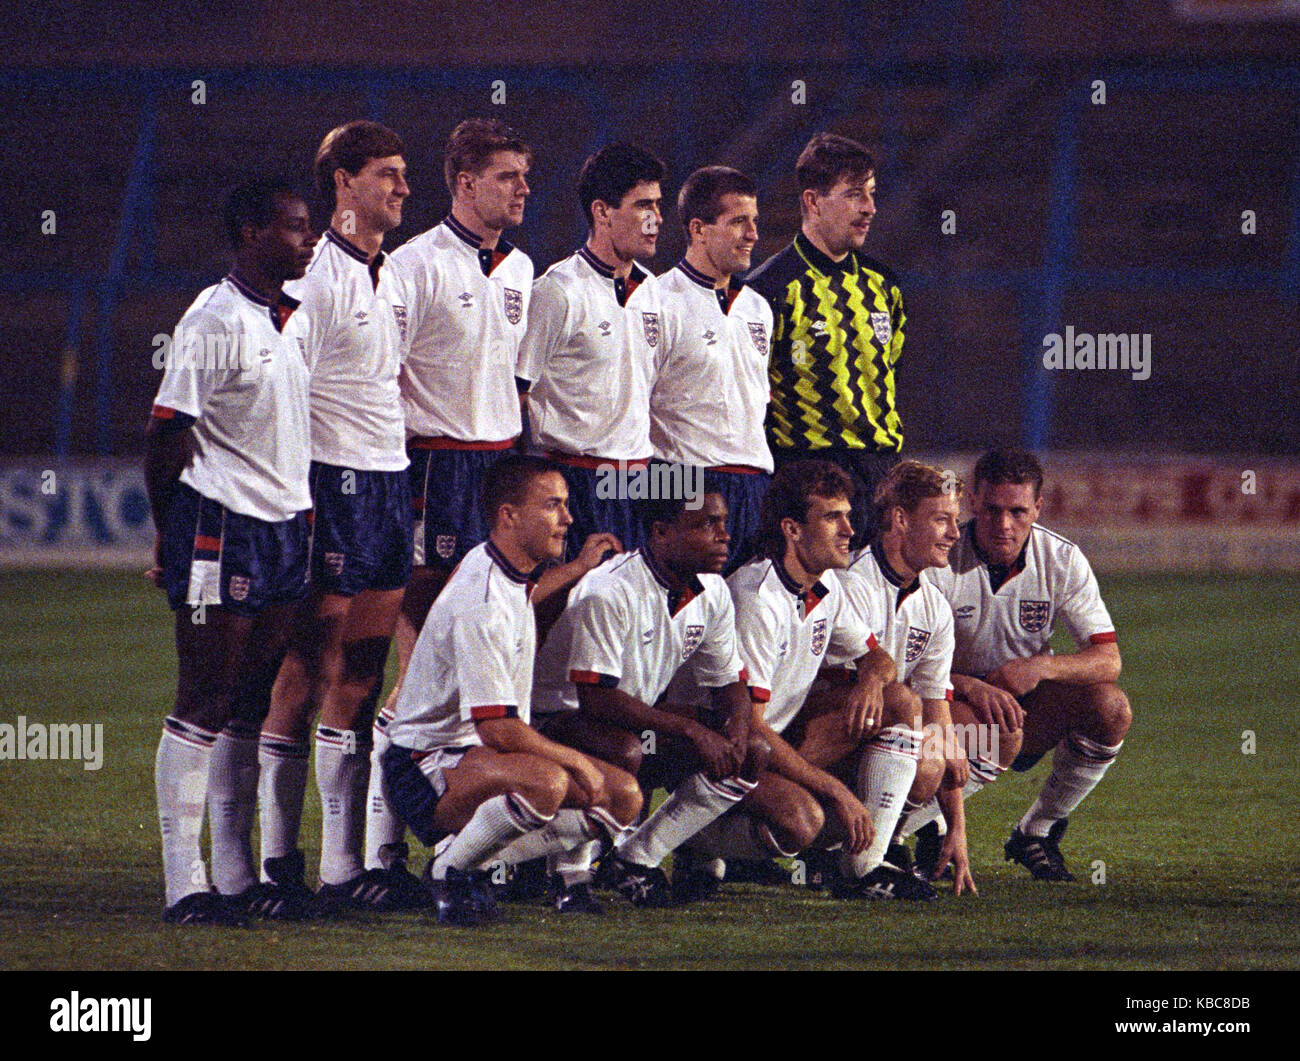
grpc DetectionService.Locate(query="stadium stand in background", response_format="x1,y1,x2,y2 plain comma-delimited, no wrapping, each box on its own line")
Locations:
1,0,1297,566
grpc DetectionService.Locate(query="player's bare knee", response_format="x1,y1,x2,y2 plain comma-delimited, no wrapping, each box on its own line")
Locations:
997,724,1024,767
609,770,643,826
511,767,566,820
1089,684,1132,741
882,682,922,727
911,754,944,803
771,790,823,852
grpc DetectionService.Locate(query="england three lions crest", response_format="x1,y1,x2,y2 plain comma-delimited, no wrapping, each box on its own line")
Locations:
747,321,768,357
682,624,704,660
503,288,523,325
642,311,660,348
810,618,827,656
870,311,892,346
1019,600,1051,633
905,626,931,663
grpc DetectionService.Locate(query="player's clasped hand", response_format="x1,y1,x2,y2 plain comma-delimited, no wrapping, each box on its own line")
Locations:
843,678,885,740
830,788,874,855
688,721,741,780
964,677,1024,733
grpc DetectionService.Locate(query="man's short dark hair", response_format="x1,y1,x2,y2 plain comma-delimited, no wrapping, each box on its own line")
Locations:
796,132,874,197
677,165,756,234
481,455,564,526
757,460,855,557
972,448,1044,499
224,178,298,249
874,460,963,529
578,142,666,227
444,118,532,195
313,120,405,214
637,493,692,536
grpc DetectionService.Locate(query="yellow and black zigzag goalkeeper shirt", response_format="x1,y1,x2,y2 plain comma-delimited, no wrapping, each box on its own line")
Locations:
747,233,905,454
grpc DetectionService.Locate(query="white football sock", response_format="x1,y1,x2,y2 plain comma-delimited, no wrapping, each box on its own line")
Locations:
617,771,758,869
207,721,260,895
431,793,550,879
156,717,217,907
845,726,921,878
492,808,600,868
315,725,371,886
364,710,405,870
1019,732,1122,837
257,732,309,875
548,840,602,887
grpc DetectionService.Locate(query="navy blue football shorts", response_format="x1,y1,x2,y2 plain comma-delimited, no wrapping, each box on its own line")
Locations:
407,437,517,572
550,455,646,563
702,464,770,574
160,481,309,618
307,461,413,596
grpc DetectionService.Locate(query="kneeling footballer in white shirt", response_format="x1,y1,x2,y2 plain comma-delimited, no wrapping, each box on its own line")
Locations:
382,456,642,924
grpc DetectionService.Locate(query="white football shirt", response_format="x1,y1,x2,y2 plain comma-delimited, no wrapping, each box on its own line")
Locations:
650,262,775,472
152,274,312,522
927,521,1117,679
286,229,408,472
387,542,538,752
727,557,876,735
829,543,955,702
532,547,745,716
516,246,660,461
391,215,534,443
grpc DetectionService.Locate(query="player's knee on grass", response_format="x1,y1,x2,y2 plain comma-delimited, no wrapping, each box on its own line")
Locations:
911,752,944,804
1086,683,1132,743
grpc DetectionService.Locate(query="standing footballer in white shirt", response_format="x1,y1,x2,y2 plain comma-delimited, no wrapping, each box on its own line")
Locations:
516,142,665,557
256,121,420,914
652,166,775,572
145,178,316,924
381,456,642,925
371,120,621,897
922,448,1132,882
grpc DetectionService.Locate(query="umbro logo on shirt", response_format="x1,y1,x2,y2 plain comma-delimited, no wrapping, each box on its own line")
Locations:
702,329,717,346
641,628,653,646
458,292,474,308
954,604,976,619
354,310,368,326
598,321,613,337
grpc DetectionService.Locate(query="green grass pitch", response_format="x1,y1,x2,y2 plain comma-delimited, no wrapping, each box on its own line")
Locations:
1,568,1297,970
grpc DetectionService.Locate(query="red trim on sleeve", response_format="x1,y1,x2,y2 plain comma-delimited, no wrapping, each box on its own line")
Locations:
193,534,222,552
867,632,879,650
1089,632,1118,645
570,669,619,688
749,686,772,704
945,688,954,702
151,404,177,419
470,704,517,721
